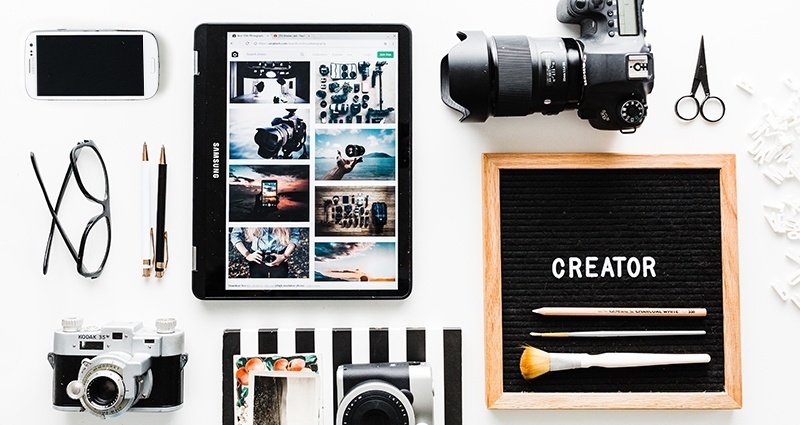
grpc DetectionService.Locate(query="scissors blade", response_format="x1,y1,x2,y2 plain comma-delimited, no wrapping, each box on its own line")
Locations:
693,36,710,95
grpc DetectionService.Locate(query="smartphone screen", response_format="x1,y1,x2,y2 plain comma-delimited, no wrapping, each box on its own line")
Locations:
26,31,159,99
261,180,278,207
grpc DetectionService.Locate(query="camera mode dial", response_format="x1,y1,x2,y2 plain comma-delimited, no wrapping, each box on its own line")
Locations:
619,99,646,125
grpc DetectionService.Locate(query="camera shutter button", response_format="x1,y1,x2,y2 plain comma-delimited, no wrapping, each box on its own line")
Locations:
156,318,177,334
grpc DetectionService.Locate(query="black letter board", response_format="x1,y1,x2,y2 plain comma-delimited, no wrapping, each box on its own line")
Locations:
483,154,741,410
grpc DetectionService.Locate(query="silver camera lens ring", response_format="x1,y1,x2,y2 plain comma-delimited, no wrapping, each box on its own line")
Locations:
80,365,132,418
336,381,414,425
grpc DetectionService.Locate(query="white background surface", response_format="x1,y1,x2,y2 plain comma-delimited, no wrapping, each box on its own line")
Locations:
3,0,800,423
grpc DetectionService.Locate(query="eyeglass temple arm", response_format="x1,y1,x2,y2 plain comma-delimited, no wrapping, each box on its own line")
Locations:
29,153,83,272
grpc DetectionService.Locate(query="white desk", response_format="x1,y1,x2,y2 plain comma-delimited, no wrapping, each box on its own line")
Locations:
3,0,799,423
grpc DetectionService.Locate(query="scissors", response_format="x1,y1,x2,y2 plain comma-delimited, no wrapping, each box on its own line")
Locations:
675,36,726,122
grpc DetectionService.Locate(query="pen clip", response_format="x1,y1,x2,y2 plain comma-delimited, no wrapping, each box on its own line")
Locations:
163,231,169,271
155,231,169,278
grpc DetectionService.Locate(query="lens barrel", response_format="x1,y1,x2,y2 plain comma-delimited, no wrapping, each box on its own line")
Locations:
345,144,365,157
254,125,291,158
441,31,584,121
86,376,120,408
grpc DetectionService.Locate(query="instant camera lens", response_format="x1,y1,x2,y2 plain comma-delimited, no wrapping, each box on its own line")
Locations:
339,389,412,425
440,31,584,121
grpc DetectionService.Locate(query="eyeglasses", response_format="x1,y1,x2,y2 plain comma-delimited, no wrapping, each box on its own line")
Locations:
30,140,111,279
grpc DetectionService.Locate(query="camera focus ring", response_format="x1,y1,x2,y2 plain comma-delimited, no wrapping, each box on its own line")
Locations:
493,36,533,116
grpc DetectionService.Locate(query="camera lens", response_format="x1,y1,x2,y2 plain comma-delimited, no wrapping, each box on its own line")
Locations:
254,128,286,158
340,390,410,425
345,144,365,157
440,31,583,121
86,376,120,407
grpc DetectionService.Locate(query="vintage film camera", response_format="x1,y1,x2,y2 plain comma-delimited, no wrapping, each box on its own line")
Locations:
254,109,308,159
440,0,654,132
336,362,434,425
48,318,188,419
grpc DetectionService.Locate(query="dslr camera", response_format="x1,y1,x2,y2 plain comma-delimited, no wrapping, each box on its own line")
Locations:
336,362,433,425
48,318,188,419
441,0,654,132
254,109,308,159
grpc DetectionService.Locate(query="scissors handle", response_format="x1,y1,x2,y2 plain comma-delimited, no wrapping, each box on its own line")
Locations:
699,95,725,122
675,94,700,121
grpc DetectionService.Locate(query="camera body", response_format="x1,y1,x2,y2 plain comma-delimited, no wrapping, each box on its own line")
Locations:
254,109,308,159
48,318,188,419
557,0,654,131
440,0,654,132
262,251,278,263
336,362,434,425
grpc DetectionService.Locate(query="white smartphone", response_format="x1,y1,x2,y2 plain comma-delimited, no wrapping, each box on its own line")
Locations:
25,30,159,100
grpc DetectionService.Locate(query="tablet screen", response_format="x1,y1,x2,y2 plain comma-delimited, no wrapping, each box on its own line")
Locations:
193,24,411,299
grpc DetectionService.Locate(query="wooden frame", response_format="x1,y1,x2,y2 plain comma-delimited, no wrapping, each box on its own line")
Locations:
483,153,741,410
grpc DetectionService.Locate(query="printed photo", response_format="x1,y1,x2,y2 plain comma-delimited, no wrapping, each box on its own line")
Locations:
229,165,309,222
230,61,311,104
229,107,309,160
314,242,396,283
315,186,395,237
229,227,310,279
313,60,397,124
315,128,396,181
233,354,320,425
248,372,320,425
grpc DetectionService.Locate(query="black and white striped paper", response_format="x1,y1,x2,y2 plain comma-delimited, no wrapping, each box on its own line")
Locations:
223,327,462,425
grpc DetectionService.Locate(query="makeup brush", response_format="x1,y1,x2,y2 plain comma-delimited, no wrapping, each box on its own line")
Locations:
520,346,711,380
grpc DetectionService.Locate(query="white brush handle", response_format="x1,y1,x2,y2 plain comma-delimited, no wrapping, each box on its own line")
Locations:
550,352,710,372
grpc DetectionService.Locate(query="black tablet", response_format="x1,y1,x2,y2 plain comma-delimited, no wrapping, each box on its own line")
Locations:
192,24,412,299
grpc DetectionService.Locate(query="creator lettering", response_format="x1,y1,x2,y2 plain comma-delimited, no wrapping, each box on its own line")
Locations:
552,256,656,279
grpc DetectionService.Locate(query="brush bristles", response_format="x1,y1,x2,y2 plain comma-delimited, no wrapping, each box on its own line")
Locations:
520,346,551,380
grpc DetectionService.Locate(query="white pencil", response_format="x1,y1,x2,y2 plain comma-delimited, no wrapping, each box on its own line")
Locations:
532,307,707,317
529,330,706,338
